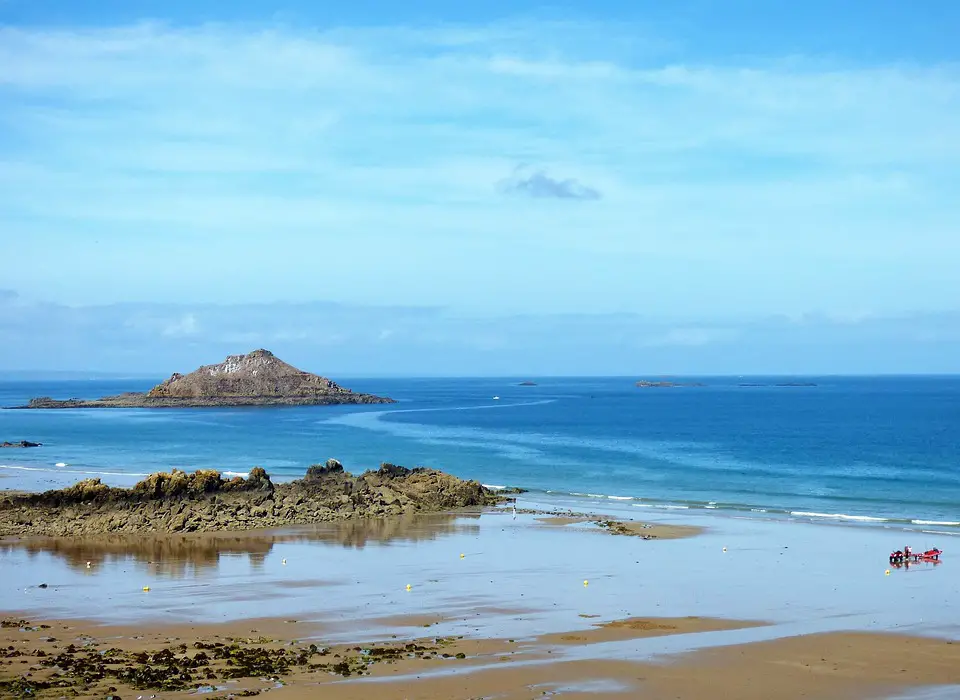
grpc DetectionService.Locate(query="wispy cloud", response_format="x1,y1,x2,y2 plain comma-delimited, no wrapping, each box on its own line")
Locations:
639,327,738,347
162,313,200,338
498,166,601,200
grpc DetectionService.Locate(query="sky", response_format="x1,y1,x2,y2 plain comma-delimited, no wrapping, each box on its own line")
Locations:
1,1,958,375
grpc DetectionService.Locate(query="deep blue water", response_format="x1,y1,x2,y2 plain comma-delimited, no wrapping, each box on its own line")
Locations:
1,376,958,528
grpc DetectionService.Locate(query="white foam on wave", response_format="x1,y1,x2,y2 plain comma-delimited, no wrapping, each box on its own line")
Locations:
0,464,150,478
482,484,506,491
55,462,68,467
632,503,689,510
791,511,888,522
607,496,633,501
223,471,250,478
912,520,960,526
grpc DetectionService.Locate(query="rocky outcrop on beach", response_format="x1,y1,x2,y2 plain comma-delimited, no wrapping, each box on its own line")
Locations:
0,460,509,537
0,440,42,448
9,349,394,408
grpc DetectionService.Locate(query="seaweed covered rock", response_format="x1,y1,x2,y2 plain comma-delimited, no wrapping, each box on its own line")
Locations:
0,462,509,537
305,459,345,479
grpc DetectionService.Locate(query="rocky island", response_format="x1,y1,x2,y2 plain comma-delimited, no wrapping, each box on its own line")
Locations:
0,440,42,448
0,460,509,537
8,349,394,409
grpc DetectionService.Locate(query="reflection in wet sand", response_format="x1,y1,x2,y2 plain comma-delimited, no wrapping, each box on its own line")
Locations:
0,512,478,578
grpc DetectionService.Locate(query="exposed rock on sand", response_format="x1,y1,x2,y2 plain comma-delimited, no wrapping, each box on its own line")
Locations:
0,461,508,537
8,349,394,409
533,514,702,540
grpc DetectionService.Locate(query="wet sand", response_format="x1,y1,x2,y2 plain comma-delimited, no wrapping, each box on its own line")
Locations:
3,505,959,698
3,613,959,699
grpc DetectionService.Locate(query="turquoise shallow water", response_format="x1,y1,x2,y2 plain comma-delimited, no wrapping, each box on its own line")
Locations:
1,375,958,529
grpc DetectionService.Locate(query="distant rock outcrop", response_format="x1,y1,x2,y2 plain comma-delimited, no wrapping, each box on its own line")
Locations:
518,381,537,386
0,440,42,448
635,380,705,388
9,350,394,409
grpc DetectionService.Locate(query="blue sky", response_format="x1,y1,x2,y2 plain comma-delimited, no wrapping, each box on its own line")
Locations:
1,1,958,374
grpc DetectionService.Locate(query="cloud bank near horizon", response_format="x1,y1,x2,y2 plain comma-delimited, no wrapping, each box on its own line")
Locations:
1,292,958,376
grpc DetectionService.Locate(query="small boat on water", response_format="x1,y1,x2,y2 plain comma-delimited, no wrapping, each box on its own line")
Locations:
889,546,942,565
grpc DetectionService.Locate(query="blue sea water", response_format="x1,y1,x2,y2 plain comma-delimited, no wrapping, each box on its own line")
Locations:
1,376,958,530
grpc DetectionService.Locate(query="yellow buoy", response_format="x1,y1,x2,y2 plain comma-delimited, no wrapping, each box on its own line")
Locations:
885,570,891,576
142,586,151,592
406,584,412,591
583,580,589,586
460,553,465,559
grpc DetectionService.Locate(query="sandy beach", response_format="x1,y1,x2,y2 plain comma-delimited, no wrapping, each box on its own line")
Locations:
5,610,958,699
2,500,959,699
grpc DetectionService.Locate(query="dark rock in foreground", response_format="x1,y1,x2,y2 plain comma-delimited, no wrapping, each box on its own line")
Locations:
8,349,394,409
0,440,42,448
0,460,510,537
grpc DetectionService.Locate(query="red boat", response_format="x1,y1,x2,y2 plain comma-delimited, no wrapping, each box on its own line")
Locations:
889,547,942,565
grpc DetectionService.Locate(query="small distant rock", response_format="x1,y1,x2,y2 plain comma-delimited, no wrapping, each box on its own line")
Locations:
0,440,42,448
635,380,705,388
518,381,537,386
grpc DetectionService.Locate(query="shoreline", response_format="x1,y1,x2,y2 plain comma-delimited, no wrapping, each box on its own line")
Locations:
4,462,960,540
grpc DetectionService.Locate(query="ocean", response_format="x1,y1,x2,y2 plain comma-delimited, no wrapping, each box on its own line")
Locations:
1,375,958,531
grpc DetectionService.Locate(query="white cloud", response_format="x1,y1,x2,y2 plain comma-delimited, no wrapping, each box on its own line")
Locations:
162,313,200,337
640,327,739,347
